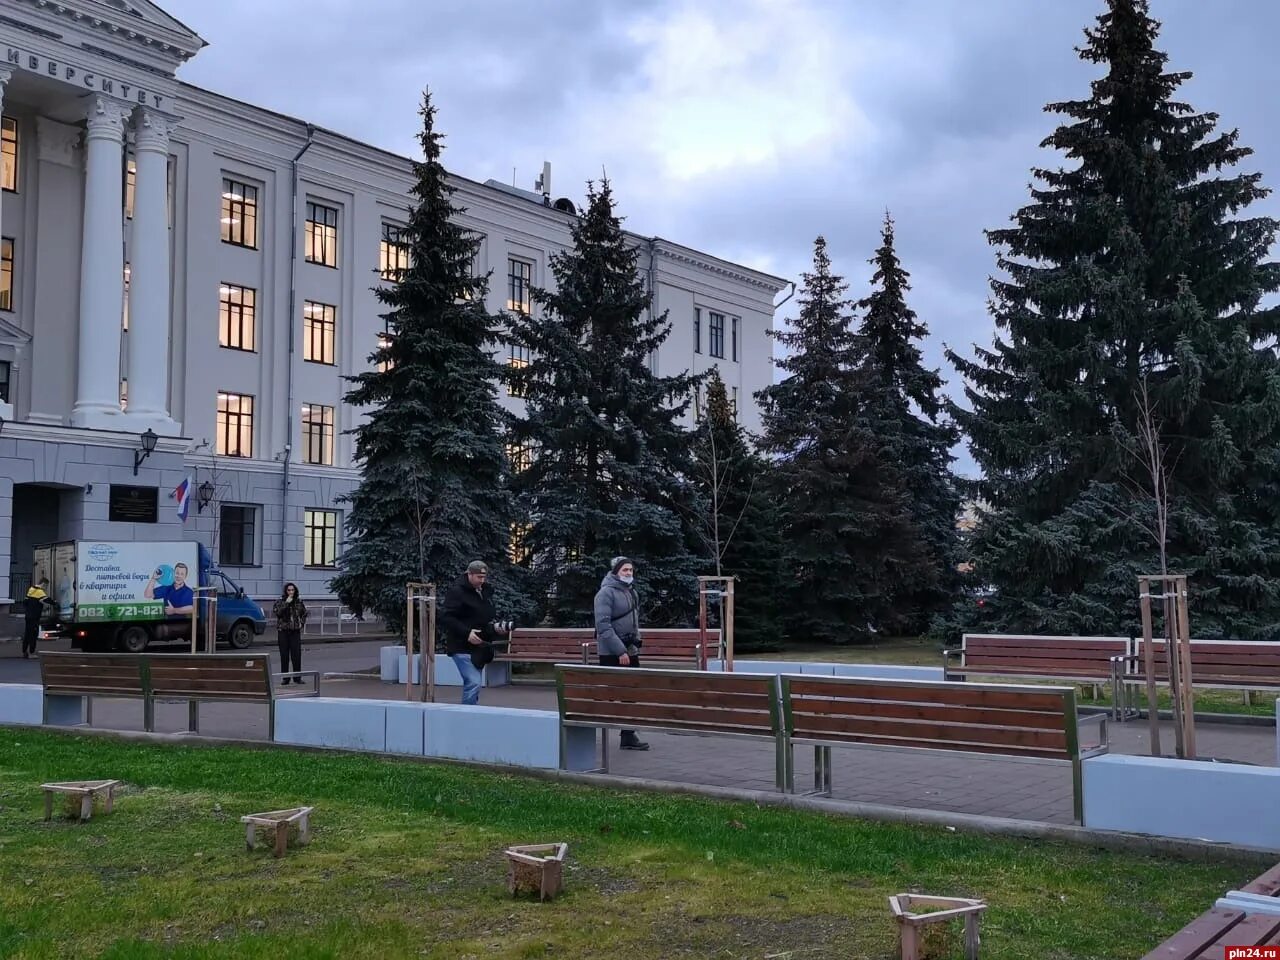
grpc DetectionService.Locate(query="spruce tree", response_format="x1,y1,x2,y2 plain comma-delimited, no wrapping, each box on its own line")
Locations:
759,237,926,644
948,0,1280,639
854,214,961,632
690,369,787,651
507,180,701,626
331,91,517,634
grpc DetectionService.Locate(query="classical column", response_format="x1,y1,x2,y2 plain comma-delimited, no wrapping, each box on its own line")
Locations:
70,95,130,430
124,108,180,434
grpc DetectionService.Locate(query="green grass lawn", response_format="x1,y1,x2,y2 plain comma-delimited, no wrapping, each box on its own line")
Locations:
0,731,1266,959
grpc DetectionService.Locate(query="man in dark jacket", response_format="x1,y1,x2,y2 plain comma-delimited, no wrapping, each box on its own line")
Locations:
22,578,52,659
438,560,508,705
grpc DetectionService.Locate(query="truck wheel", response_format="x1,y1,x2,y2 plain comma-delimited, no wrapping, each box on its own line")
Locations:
118,625,150,653
228,621,254,650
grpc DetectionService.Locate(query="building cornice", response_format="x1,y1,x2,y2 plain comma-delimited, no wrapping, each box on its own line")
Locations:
12,0,204,63
2,419,190,453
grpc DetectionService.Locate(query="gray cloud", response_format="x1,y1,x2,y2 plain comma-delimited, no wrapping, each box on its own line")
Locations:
161,0,1280,475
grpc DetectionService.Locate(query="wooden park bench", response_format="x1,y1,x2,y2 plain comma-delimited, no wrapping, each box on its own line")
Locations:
1122,638,1280,702
945,634,1130,687
39,652,317,738
555,664,784,789
781,674,1109,825
1140,862,1280,958
502,627,721,670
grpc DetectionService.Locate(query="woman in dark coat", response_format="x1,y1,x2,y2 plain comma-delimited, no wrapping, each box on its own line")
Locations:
272,583,308,685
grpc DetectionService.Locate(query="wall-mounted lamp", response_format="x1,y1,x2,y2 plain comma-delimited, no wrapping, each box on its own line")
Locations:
197,479,215,513
133,428,158,475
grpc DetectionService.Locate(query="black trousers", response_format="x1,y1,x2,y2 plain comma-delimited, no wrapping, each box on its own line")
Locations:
22,619,38,655
600,652,641,742
278,629,302,680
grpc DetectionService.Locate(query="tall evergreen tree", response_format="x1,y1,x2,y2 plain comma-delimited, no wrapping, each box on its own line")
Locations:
759,237,926,644
948,0,1280,638
508,180,701,626
331,91,517,634
690,369,787,650
855,214,962,632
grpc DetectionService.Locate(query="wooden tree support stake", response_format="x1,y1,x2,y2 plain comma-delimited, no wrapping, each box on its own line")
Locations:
504,842,569,901
241,806,314,858
41,779,121,822
889,893,987,960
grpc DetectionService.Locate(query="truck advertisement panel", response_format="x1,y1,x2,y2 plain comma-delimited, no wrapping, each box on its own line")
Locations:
74,542,200,623
53,544,75,619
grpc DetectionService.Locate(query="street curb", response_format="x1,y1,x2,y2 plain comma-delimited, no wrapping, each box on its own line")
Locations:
9,724,1276,865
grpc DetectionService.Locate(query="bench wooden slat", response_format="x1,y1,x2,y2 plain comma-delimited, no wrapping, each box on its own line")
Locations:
787,679,1072,712
788,695,1066,730
1139,907,1244,960
787,711,1069,755
561,683,771,710
563,699,774,733
560,669,769,695
1190,912,1280,957
1242,863,1280,897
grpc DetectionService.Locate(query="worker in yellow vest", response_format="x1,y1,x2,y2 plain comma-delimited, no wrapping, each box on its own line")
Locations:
22,578,52,659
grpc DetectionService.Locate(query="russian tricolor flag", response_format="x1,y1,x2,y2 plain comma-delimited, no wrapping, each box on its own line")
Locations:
174,476,192,523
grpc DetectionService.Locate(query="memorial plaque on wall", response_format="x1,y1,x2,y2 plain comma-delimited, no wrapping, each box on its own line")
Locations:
109,485,159,523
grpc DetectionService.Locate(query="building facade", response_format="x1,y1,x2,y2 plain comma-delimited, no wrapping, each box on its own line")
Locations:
0,0,787,605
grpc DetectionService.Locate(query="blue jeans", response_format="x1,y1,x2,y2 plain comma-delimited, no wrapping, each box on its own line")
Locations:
450,653,483,706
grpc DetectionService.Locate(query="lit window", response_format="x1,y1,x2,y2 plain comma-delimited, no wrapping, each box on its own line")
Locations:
304,509,339,568
2,117,17,193
0,238,12,311
216,392,254,458
221,178,258,248
376,332,394,373
507,258,532,313
305,201,338,268
219,283,256,351
125,157,136,219
0,360,10,403
693,307,701,355
120,378,127,411
509,523,532,564
302,403,335,466
303,301,336,365
507,342,532,398
506,442,533,473
379,223,410,281
220,504,259,567
122,263,130,331
709,312,725,359
731,317,739,362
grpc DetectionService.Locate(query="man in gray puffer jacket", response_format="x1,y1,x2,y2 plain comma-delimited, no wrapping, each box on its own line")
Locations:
593,556,649,751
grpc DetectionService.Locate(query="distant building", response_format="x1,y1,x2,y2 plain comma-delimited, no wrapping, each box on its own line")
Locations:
0,0,786,603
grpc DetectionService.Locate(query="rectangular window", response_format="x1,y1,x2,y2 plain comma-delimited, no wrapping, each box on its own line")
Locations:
0,238,12,312
305,201,338,268
507,341,532,398
0,359,10,403
694,307,701,355
303,301,336,365
220,504,259,566
376,331,394,373
693,385,703,422
219,283,256,351
302,403,335,466
221,178,258,248
2,117,17,193
304,509,339,568
125,157,136,220
507,258,532,314
709,312,725,359
380,223,410,281
509,523,532,565
731,316,739,362
122,263,130,331
216,391,254,458
120,378,128,411
506,441,533,473
732,386,739,420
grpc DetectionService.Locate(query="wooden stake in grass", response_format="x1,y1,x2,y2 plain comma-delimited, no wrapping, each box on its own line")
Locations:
505,843,568,902
241,807,313,859
41,780,121,822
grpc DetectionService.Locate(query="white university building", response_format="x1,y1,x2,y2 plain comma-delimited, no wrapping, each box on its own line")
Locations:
0,0,788,604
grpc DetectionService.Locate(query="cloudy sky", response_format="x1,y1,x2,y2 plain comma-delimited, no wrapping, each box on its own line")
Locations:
161,0,1280,473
